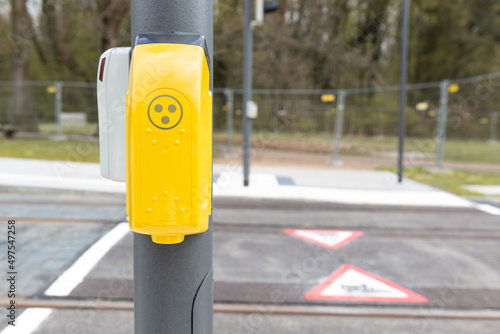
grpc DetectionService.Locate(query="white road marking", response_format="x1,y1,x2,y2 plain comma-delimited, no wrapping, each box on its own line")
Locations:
464,185,500,196
475,204,500,216
283,229,363,249
0,308,53,334
44,222,130,296
215,172,474,208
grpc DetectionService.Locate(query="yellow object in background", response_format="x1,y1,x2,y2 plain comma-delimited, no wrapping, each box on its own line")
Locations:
448,83,460,94
127,35,212,244
321,94,335,102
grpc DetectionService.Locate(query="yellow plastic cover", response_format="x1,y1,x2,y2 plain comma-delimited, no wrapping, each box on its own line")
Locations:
127,42,212,244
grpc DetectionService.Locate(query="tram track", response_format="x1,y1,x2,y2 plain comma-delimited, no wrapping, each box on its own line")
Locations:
2,298,500,321
2,194,486,214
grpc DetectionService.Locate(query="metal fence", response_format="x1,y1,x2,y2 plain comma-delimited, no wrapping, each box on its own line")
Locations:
0,81,98,137
1,73,500,167
213,72,500,167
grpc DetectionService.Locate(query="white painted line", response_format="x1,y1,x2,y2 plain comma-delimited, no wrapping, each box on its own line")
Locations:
44,222,130,296
475,204,500,216
0,308,53,334
216,177,474,208
464,185,500,196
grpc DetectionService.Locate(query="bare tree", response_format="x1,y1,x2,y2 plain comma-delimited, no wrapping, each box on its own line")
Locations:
97,0,130,52
35,0,130,81
10,0,37,132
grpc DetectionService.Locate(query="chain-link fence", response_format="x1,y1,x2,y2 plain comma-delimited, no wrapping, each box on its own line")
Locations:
214,72,500,166
1,73,500,167
0,81,98,138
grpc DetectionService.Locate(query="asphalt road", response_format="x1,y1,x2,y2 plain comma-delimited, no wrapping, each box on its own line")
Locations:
1,189,499,333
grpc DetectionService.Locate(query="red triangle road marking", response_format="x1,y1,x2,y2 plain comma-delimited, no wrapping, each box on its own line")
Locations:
305,264,428,303
283,229,363,250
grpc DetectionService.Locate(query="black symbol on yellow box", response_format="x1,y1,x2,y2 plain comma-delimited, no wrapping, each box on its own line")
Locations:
148,95,183,130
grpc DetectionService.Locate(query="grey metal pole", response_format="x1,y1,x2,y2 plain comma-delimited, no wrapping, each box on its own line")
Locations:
273,103,279,134
378,108,384,138
490,111,499,145
398,0,410,183
331,89,346,165
225,88,233,154
55,81,62,135
325,109,330,133
242,0,252,186
131,1,213,334
435,80,449,167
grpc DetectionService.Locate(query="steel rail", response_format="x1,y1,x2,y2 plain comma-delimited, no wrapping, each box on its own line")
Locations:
2,299,500,321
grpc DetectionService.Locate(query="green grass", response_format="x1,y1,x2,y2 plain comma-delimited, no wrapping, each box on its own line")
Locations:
381,166,500,197
39,123,98,136
215,131,500,164
0,137,221,162
0,138,100,163
443,141,500,164
214,131,333,143
1,134,498,172
344,137,500,164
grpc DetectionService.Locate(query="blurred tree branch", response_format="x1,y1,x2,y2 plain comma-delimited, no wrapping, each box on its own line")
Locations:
10,0,36,131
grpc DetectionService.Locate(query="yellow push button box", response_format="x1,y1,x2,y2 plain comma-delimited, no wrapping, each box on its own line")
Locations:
127,33,212,244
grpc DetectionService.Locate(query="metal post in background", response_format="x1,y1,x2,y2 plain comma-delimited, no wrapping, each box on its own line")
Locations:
325,110,331,134
242,0,252,186
490,111,499,145
324,102,332,134
55,81,63,136
273,103,280,134
377,107,384,138
224,88,233,153
435,79,449,167
398,0,411,182
131,1,214,333
331,89,346,166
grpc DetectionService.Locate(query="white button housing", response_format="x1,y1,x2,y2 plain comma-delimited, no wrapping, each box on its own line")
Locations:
97,47,130,181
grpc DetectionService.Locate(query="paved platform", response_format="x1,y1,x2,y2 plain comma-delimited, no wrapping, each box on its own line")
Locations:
1,196,499,333
0,157,498,214
1,158,500,333
64,206,500,309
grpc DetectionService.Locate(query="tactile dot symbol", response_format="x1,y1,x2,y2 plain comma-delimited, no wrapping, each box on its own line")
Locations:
152,140,157,146
152,197,158,202
146,128,151,134
147,95,183,130
147,208,152,214
163,191,169,196
174,140,180,146
175,197,179,202
180,208,185,213
180,129,185,135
